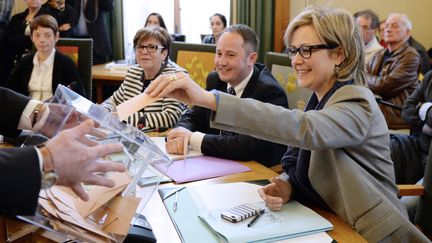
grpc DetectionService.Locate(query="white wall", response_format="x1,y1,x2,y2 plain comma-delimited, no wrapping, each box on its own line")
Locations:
290,0,432,50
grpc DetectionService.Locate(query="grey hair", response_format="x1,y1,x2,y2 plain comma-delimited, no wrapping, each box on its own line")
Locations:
285,6,366,85
387,13,412,30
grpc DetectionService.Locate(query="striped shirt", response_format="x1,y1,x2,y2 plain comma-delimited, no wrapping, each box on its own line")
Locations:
101,63,187,131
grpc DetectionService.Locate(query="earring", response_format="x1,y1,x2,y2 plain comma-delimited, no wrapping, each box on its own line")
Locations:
334,64,341,78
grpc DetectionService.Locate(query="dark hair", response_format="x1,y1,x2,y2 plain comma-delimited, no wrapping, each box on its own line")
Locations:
222,24,258,54
210,13,227,28
145,12,167,30
354,9,380,29
30,14,59,36
133,26,171,62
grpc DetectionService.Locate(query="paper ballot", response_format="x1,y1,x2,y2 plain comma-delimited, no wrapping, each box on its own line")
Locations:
116,92,159,121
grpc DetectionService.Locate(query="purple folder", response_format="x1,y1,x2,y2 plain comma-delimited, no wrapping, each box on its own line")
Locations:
155,156,251,183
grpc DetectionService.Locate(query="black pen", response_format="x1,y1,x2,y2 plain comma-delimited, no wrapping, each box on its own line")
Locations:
247,209,265,227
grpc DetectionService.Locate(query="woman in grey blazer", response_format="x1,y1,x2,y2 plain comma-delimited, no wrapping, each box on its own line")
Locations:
146,6,429,243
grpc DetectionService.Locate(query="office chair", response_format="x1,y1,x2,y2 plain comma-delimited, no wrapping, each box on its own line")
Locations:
56,38,93,101
169,41,216,88
264,52,312,110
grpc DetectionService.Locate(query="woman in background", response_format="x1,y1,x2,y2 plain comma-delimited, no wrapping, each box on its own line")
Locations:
101,26,186,131
202,13,226,44
5,15,84,101
144,12,167,30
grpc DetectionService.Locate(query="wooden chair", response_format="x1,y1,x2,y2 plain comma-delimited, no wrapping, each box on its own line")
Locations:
264,52,312,110
398,142,432,239
169,41,216,89
56,38,93,101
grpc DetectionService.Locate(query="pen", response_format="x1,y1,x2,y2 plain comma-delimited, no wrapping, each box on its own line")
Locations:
247,209,265,227
173,190,180,212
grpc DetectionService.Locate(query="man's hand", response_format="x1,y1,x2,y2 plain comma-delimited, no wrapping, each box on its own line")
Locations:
44,120,126,201
145,72,217,110
258,177,292,211
165,127,192,154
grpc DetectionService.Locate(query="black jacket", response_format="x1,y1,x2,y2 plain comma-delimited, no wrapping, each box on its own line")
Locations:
176,63,288,167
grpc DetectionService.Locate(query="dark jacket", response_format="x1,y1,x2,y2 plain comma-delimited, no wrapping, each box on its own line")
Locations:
43,2,78,38
66,0,114,64
5,51,85,98
408,36,431,75
367,42,421,129
176,63,288,167
0,87,41,215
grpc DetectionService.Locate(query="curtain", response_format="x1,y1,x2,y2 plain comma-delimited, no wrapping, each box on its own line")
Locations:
110,0,124,60
232,0,274,63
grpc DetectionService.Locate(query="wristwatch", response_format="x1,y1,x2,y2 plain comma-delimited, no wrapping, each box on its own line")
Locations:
39,145,59,189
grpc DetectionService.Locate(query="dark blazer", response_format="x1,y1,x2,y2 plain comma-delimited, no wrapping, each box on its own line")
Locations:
0,87,41,215
176,63,288,167
5,51,85,98
66,0,113,64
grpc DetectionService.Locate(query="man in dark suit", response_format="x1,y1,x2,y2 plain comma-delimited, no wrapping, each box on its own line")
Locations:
0,87,125,215
66,0,113,64
166,24,288,167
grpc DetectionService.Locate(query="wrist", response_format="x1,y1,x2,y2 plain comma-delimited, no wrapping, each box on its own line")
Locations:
31,102,44,128
207,90,219,111
38,144,58,189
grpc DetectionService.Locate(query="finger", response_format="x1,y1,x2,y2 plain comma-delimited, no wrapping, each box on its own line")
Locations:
90,143,124,158
82,174,116,188
79,136,98,147
67,119,94,138
146,75,169,97
71,184,89,201
92,161,126,173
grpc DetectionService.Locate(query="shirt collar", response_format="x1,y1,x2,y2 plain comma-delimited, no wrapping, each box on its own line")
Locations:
33,49,56,67
227,68,254,97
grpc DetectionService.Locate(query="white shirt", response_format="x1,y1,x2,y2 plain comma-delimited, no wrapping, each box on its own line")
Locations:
189,68,254,152
28,49,56,101
365,36,384,65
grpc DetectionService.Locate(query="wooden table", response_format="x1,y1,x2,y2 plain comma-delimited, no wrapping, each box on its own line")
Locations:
140,161,367,243
92,63,129,104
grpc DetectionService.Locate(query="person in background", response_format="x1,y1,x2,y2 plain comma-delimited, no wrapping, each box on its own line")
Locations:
43,0,77,37
146,6,429,242
0,87,126,215
408,35,431,75
0,0,14,85
2,0,48,83
166,24,288,167
202,13,226,44
354,9,383,65
144,12,167,30
5,15,85,101
379,20,387,48
367,13,420,130
66,0,113,64
101,26,186,132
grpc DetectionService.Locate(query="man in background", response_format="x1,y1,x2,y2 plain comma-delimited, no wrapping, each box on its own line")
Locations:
165,24,288,167
66,0,113,64
354,9,383,64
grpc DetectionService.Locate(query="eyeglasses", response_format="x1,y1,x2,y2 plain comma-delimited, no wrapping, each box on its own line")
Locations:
286,44,338,60
135,44,165,53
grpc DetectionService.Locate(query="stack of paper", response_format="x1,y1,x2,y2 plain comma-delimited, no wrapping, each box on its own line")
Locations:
37,172,141,242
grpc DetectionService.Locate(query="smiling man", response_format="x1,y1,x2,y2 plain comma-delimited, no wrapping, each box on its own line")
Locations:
166,24,288,167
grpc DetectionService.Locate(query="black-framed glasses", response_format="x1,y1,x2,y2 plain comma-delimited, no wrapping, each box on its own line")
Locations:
286,44,338,60
135,44,165,53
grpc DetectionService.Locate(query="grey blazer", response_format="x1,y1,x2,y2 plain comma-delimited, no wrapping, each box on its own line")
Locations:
210,85,429,242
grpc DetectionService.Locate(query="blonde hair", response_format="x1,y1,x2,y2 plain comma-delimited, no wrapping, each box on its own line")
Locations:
285,6,366,85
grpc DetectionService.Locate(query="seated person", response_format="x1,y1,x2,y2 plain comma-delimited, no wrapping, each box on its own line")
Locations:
166,24,288,167
202,13,227,44
146,6,430,242
43,0,77,37
391,70,432,185
367,13,420,129
5,15,84,101
408,35,431,75
144,12,167,30
354,9,383,64
101,26,186,131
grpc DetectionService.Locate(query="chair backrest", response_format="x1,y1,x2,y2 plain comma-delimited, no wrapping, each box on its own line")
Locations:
56,38,93,100
415,141,432,238
264,52,312,110
170,41,216,88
